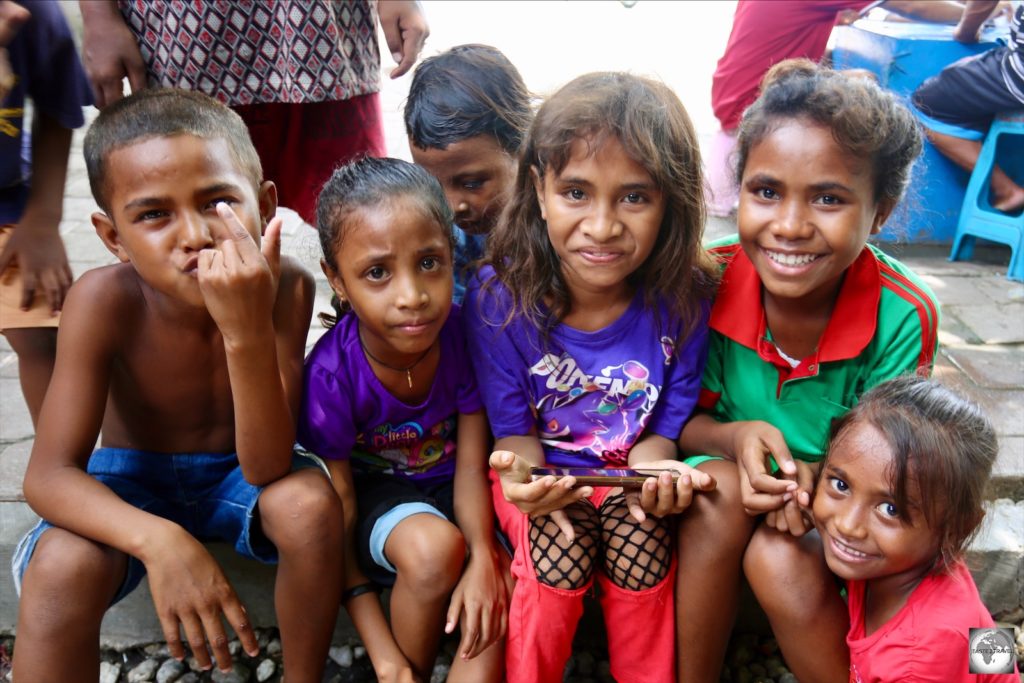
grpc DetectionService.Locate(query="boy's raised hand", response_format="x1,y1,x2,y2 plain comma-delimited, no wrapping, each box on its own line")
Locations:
145,529,258,673
733,420,799,516
489,450,592,542
624,460,717,523
198,203,280,345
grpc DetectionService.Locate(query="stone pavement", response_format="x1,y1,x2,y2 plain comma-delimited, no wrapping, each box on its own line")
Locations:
2,121,1023,646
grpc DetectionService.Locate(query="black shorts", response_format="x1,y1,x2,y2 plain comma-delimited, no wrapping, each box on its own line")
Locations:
354,472,456,586
912,48,1024,139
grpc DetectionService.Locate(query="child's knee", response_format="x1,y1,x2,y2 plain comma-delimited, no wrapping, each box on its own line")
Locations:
390,518,465,594
259,471,342,548
683,465,751,535
743,526,827,612
21,529,123,624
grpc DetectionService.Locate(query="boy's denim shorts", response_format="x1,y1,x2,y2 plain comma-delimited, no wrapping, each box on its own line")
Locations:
12,447,325,605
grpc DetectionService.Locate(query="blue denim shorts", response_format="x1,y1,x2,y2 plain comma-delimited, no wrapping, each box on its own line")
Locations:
12,447,324,605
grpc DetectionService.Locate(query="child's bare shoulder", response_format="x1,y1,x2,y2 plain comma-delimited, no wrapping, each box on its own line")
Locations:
65,263,147,326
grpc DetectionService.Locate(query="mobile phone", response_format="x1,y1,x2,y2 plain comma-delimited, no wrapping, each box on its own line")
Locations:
529,466,680,489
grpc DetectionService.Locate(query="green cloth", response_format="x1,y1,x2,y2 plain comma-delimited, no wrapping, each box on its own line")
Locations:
693,236,939,466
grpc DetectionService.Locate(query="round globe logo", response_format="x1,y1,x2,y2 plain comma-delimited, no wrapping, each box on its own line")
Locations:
968,628,1015,674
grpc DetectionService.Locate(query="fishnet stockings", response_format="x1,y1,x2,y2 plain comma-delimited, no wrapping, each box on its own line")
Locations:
600,493,672,591
529,495,672,591
529,501,600,590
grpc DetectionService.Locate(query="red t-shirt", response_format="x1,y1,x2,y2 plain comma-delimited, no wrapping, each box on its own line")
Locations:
846,561,1020,682
711,0,873,130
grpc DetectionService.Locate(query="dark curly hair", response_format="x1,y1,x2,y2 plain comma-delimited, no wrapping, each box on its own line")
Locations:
735,59,923,204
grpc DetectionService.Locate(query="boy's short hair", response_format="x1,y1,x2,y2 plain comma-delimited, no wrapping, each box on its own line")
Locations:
404,44,532,155
84,88,262,211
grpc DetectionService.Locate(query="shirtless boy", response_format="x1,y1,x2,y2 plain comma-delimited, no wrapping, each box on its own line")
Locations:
11,89,343,682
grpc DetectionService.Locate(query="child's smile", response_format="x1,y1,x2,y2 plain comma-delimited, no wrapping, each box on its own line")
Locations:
813,420,940,591
738,121,893,313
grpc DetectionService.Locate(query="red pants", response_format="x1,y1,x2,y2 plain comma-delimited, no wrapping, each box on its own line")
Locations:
491,473,676,683
234,93,386,226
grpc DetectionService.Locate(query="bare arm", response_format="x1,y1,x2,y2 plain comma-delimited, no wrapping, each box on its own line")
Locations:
325,459,416,683
881,0,968,23
200,208,312,485
23,270,258,672
954,0,1001,42
78,0,147,107
0,112,73,313
449,410,508,660
678,413,798,515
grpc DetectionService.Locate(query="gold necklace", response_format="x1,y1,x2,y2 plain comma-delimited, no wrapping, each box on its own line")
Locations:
359,333,435,389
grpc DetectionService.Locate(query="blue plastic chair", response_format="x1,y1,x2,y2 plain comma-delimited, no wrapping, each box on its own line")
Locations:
949,112,1024,281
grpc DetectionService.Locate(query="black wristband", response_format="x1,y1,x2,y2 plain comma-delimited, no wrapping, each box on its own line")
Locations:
342,582,379,602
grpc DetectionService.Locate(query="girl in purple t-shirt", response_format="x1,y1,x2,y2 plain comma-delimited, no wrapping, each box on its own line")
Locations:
463,72,719,683
298,157,506,683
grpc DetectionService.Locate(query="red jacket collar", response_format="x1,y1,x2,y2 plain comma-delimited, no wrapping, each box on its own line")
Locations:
709,245,881,364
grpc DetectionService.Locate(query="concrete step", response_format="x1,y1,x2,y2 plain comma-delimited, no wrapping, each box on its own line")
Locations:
3,438,1022,646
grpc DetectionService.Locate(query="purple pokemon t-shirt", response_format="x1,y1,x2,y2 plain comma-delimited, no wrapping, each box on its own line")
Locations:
464,267,709,468
298,306,481,486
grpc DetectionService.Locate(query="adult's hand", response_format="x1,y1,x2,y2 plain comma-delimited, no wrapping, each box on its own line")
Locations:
377,0,429,78
79,0,147,107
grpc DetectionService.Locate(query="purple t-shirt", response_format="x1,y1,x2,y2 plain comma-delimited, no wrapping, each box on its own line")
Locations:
298,306,481,486
464,267,709,468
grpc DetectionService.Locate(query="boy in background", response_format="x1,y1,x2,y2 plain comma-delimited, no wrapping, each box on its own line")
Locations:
404,44,531,303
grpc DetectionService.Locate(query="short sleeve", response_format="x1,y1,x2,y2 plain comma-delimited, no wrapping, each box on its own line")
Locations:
864,283,940,390
463,272,537,438
646,303,710,440
909,626,971,682
297,361,358,461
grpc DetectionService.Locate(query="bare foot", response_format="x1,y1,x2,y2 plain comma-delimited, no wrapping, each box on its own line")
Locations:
992,183,1024,214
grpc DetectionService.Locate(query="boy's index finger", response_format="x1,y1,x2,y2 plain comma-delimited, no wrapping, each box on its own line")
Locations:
214,203,259,250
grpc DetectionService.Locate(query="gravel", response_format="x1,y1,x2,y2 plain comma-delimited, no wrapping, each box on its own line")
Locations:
1,619,1021,682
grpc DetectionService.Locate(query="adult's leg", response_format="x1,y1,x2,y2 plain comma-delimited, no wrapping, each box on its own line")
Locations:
236,96,386,225
675,460,758,683
924,129,1024,212
3,326,57,427
743,525,848,683
912,49,1024,213
12,528,126,682
384,513,467,680
258,468,344,683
